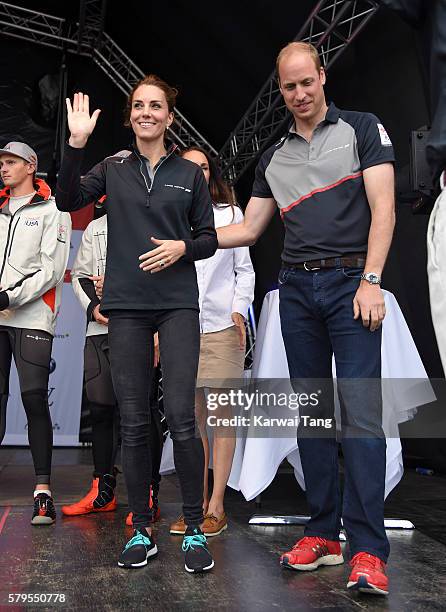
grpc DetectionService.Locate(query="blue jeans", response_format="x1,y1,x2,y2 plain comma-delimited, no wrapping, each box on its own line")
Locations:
279,265,389,562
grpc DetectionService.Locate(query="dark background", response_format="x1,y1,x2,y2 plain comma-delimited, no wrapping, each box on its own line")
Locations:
1,2,444,465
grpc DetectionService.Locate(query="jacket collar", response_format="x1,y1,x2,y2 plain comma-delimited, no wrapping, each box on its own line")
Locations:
130,140,178,160
0,178,52,209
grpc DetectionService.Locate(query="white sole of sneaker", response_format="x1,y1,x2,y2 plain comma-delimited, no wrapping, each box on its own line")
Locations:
170,529,186,535
117,545,158,568
204,523,228,537
282,553,344,571
184,559,215,573
31,516,55,525
347,580,388,595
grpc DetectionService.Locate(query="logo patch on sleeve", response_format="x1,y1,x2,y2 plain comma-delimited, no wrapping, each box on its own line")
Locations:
377,123,392,147
57,224,67,243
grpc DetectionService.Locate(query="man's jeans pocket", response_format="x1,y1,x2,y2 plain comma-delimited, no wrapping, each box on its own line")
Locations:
341,266,364,280
278,267,293,286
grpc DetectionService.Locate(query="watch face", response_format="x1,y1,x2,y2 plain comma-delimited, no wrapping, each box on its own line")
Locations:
362,272,380,284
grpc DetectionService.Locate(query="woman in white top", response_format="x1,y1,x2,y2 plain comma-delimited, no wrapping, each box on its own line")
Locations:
170,147,255,537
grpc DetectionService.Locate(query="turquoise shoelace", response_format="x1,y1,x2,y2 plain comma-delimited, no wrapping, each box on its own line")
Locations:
124,532,151,551
182,533,207,552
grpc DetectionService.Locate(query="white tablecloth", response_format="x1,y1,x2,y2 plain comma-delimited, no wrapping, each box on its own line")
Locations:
233,289,436,501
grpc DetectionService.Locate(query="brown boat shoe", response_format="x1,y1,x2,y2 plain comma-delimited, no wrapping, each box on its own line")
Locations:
170,512,228,536
201,513,228,537
170,514,187,535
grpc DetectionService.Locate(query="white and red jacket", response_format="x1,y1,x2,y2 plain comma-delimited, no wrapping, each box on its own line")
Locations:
71,215,108,337
0,179,72,336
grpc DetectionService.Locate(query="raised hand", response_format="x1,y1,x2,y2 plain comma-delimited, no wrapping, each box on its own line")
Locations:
66,92,101,148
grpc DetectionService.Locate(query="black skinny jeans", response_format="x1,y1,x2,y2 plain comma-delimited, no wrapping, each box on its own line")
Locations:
108,309,204,529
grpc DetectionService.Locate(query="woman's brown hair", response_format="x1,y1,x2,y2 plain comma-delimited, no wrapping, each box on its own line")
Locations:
124,74,178,126
180,147,237,220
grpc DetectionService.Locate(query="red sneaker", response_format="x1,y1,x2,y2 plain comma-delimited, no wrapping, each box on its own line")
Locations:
347,552,389,595
280,536,344,571
61,478,117,516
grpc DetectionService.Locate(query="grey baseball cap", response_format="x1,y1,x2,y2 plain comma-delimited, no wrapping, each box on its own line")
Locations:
0,142,38,170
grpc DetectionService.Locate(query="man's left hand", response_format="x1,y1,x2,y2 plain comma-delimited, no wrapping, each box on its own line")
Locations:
353,282,386,331
231,312,246,350
139,237,186,273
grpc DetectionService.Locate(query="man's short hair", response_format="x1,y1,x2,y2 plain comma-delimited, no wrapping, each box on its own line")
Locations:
276,42,322,80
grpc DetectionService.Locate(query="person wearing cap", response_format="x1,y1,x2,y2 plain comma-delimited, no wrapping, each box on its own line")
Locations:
217,42,395,596
0,141,72,525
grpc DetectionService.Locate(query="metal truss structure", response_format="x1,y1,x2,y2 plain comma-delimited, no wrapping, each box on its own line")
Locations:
219,0,379,183
0,0,380,376
75,0,107,52
0,1,217,154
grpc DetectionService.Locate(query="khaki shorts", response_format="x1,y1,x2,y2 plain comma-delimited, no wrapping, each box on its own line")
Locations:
196,325,246,388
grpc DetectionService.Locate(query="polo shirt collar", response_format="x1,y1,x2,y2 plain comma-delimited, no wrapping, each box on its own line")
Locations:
325,102,340,123
287,101,340,137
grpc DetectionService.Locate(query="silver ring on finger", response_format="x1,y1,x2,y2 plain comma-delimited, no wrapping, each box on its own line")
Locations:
159,259,165,268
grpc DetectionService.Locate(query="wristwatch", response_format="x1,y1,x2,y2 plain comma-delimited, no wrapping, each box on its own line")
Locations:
361,272,381,285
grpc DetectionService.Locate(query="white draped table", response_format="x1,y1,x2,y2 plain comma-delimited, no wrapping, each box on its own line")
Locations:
232,289,435,501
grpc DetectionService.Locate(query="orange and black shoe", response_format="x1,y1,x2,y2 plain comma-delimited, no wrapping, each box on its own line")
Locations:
126,484,160,527
62,473,117,516
31,492,56,525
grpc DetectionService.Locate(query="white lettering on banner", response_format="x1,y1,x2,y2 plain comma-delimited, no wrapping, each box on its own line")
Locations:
377,123,392,147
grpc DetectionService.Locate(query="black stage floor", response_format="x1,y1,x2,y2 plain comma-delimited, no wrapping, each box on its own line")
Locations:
1,447,445,611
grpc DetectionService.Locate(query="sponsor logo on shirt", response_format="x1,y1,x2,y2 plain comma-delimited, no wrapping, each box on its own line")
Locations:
25,334,51,342
164,184,192,193
24,217,39,227
323,143,351,155
377,123,392,147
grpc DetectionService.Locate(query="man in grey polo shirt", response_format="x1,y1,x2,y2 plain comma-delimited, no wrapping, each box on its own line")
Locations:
218,42,395,596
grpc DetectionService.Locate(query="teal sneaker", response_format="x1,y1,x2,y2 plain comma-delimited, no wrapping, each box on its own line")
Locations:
182,526,214,573
118,528,158,568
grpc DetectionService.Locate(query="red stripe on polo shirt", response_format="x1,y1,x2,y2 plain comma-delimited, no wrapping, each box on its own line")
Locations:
280,171,363,217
